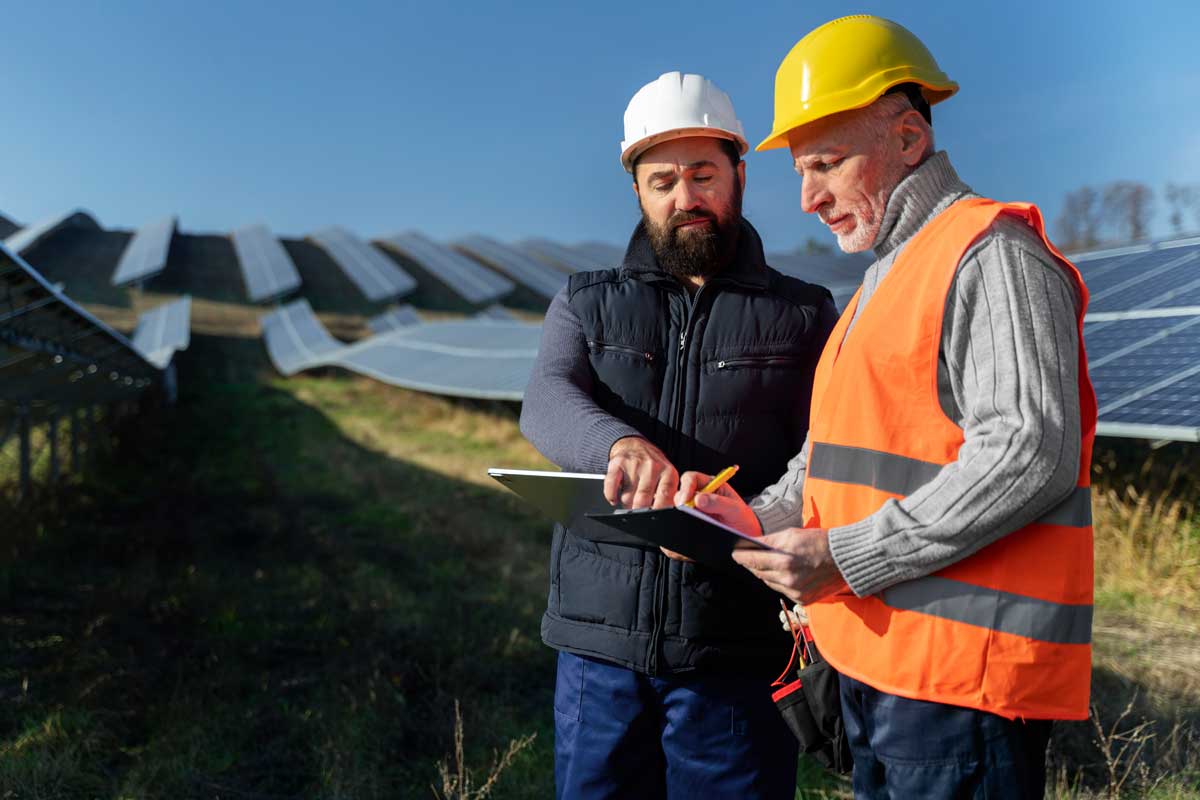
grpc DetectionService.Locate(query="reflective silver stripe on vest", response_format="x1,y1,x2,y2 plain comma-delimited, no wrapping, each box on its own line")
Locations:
808,442,1092,527
808,443,942,496
882,576,1093,645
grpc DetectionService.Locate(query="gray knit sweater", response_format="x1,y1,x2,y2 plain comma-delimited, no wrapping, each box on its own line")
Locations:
751,151,1083,598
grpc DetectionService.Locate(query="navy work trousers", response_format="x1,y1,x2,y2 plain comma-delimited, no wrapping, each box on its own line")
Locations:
839,674,1053,799
553,652,798,799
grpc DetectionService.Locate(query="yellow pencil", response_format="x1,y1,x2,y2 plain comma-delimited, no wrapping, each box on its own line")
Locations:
684,465,739,507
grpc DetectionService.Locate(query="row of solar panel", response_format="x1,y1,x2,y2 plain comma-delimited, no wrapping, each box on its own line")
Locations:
2,211,645,310
4,209,878,312
6,207,1196,441
258,236,1200,442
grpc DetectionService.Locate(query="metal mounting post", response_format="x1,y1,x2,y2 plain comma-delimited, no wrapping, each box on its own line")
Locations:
48,415,59,483
17,404,31,500
70,408,80,472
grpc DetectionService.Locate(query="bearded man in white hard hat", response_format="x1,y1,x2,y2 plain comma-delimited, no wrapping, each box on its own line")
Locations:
676,16,1096,799
520,71,838,798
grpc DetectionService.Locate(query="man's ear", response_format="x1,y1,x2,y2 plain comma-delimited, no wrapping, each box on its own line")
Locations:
632,177,641,198
897,110,930,167
736,160,746,191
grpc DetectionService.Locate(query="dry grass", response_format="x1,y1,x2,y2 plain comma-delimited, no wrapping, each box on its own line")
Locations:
432,701,537,800
1092,455,1200,618
1047,442,1200,799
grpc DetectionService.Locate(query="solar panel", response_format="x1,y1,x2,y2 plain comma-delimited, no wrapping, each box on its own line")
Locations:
1086,249,1200,313
230,224,302,303
475,304,519,322
381,232,514,305
309,226,417,302
368,304,422,334
112,215,177,286
261,299,538,401
454,235,569,300
571,242,624,268
0,242,160,417
131,296,191,369
0,212,18,240
1073,236,1200,442
518,238,606,273
260,299,344,375
4,210,102,256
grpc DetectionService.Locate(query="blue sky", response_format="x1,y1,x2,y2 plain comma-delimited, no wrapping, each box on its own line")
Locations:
2,1,1197,252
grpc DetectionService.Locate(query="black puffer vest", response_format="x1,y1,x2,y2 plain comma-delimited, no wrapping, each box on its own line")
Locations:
542,219,836,677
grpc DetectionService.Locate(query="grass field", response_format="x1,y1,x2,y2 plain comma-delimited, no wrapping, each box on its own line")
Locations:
1,233,1198,797
2,330,562,798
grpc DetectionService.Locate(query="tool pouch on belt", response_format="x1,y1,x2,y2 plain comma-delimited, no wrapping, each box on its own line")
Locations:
771,636,852,774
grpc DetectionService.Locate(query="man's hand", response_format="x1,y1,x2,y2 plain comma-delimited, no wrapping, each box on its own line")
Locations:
731,527,844,605
605,436,679,510
674,471,762,537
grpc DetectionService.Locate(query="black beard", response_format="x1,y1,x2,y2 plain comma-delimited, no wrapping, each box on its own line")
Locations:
642,186,743,281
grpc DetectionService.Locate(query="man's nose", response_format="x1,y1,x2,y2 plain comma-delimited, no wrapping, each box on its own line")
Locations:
800,175,830,215
672,179,701,211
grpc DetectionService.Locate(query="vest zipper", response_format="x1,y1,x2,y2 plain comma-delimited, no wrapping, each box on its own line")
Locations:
714,355,804,370
647,557,667,675
649,284,708,676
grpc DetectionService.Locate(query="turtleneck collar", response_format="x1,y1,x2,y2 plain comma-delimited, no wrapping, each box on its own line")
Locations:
871,151,974,258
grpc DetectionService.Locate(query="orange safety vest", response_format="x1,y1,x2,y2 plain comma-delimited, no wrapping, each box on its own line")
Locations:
803,198,1097,721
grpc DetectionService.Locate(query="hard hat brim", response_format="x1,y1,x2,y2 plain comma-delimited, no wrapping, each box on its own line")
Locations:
622,128,750,173
755,78,958,153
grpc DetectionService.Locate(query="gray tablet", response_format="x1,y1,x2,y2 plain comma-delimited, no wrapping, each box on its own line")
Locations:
487,468,610,529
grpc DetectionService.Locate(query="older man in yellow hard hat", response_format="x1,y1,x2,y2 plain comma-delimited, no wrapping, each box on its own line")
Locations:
677,16,1096,798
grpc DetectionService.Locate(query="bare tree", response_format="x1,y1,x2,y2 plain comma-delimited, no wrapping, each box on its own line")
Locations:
1165,183,1200,235
1057,186,1104,251
1103,181,1154,243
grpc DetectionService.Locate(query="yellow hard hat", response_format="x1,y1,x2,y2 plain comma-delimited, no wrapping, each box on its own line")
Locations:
756,15,958,152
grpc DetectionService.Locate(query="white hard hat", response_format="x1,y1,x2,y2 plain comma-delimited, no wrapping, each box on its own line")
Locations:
620,71,749,173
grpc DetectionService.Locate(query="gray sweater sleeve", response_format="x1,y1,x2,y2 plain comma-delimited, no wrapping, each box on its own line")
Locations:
519,286,642,473
828,221,1083,597
750,434,810,532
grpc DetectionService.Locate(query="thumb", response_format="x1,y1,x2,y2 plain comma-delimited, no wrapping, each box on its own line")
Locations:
694,492,741,522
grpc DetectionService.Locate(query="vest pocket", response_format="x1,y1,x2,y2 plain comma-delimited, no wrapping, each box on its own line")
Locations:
556,538,644,628
588,339,657,364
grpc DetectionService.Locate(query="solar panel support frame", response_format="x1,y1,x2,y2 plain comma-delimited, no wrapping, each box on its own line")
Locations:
1096,421,1200,444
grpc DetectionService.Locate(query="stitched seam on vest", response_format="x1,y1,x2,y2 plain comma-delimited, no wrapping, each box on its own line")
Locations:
881,576,1093,645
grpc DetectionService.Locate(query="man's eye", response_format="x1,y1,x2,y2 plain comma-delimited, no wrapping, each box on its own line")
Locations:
816,159,841,172
694,174,713,183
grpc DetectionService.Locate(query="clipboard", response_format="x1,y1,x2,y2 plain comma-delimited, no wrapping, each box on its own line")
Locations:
585,505,778,565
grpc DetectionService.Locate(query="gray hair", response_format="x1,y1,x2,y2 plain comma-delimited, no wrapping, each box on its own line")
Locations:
850,92,935,161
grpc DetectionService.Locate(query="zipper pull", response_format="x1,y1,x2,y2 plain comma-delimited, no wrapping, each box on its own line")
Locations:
644,352,654,362
679,332,686,351
717,360,726,369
